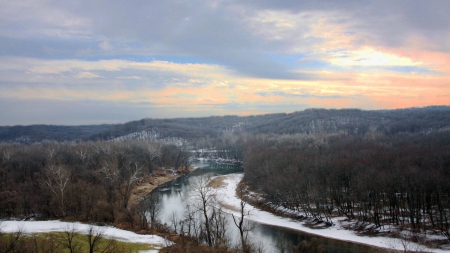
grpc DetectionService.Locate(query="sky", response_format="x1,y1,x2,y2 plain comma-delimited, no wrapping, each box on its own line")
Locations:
1,0,449,125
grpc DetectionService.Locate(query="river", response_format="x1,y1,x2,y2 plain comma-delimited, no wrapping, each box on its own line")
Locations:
148,162,377,252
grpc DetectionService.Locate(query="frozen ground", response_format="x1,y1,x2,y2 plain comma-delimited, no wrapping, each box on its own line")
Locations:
0,220,168,253
216,173,449,253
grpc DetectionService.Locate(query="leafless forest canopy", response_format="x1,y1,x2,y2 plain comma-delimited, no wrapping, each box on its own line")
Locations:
1,107,450,252
243,131,450,239
0,141,190,225
2,106,450,143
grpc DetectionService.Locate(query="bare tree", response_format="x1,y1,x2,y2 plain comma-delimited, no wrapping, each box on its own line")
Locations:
190,174,216,246
30,232,60,253
147,194,161,230
99,237,118,253
0,225,25,253
85,225,105,253
43,165,70,216
120,162,142,209
99,158,120,203
181,203,200,238
136,194,161,230
2,149,11,163
60,223,81,253
189,174,229,247
170,211,180,234
148,142,162,162
232,201,255,253
136,203,149,230
47,147,57,160
75,147,89,166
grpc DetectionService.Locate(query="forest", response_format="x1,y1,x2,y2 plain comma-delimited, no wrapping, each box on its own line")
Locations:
1,107,450,252
0,140,190,229
243,131,450,241
2,106,450,143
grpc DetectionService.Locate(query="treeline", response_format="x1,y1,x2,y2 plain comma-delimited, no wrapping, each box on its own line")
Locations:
72,106,450,141
0,140,189,228
243,131,450,240
0,124,113,143
3,106,450,143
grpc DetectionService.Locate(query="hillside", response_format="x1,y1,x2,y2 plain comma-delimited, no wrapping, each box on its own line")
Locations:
0,124,113,143
91,106,450,140
1,106,450,143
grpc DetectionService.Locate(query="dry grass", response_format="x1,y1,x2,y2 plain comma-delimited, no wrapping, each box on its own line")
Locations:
0,231,155,252
219,202,240,212
207,176,227,188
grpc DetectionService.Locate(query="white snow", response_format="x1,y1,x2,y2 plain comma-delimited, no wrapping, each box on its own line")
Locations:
215,173,448,253
0,220,168,253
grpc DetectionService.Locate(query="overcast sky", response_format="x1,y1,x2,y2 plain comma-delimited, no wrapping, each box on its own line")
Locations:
1,0,449,125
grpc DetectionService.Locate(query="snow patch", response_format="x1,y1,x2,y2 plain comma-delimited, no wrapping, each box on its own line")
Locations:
0,220,169,252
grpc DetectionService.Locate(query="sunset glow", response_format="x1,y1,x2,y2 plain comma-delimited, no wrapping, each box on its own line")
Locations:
1,0,449,125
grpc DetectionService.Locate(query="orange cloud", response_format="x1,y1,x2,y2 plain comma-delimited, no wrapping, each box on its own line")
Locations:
1,55,448,117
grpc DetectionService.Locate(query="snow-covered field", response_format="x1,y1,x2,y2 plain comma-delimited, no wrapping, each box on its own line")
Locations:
216,173,448,253
0,220,168,253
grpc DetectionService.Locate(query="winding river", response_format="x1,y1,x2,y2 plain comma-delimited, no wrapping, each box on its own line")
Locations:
148,162,376,252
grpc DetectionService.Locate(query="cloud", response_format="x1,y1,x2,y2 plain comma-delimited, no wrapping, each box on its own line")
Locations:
239,0,450,50
2,1,449,76
0,0,91,39
256,91,347,100
0,0,450,125
99,40,112,51
327,47,422,67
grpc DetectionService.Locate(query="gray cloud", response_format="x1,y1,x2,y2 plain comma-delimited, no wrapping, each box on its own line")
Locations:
69,0,303,79
3,0,449,78
240,0,450,50
1,0,449,125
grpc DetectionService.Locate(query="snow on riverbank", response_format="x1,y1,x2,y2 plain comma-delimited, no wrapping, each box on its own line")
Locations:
0,220,168,253
216,173,448,253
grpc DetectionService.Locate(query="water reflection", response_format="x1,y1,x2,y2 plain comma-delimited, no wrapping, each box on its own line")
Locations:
148,163,375,253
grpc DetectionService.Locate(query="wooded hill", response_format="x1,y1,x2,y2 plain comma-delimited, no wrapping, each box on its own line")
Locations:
0,124,113,143
1,106,450,143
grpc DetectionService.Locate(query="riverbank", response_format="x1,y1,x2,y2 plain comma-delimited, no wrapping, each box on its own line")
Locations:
128,167,192,209
214,173,449,253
